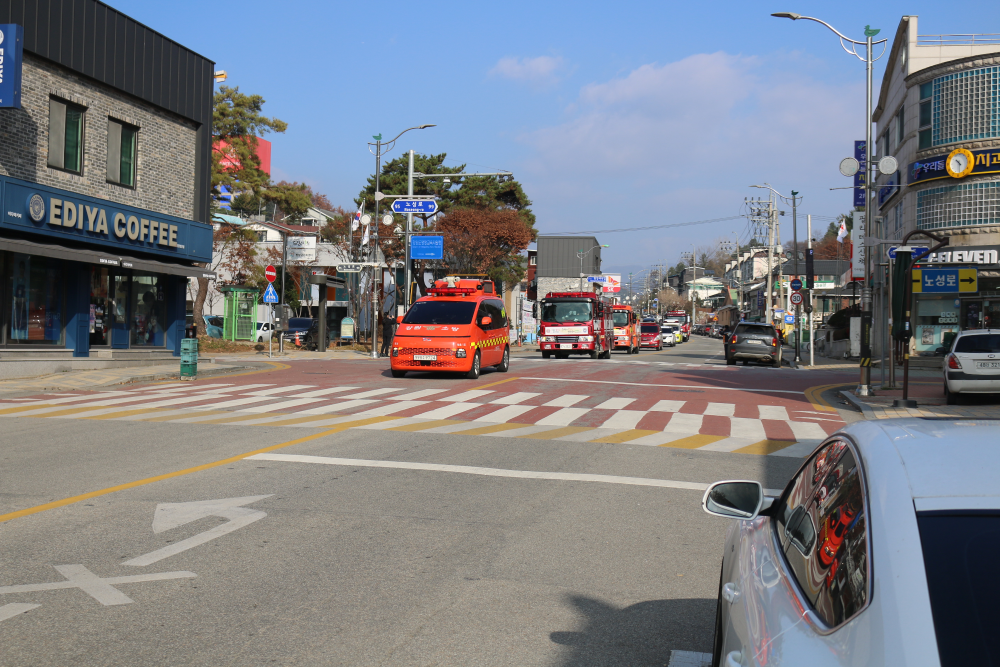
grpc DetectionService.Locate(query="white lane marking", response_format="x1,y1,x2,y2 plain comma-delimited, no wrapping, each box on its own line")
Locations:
352,400,429,416
520,377,804,394
705,402,736,417
124,496,272,567
599,410,645,430
0,565,196,606
0,603,40,623
668,650,713,667
664,413,703,433
491,392,541,405
476,404,536,422
593,397,635,410
788,420,827,440
236,398,326,413
759,405,790,420
543,394,588,407
296,387,358,398
409,402,483,420
243,385,316,396
439,390,494,402
388,389,449,401
248,454,713,491
536,407,588,426
729,417,767,442
650,400,686,412
297,399,378,414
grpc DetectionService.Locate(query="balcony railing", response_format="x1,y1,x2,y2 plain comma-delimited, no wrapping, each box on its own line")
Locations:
917,34,1000,46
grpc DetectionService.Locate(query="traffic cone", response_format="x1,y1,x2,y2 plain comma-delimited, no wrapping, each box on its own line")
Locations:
295,331,301,347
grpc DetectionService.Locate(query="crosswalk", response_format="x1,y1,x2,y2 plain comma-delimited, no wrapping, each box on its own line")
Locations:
0,382,842,457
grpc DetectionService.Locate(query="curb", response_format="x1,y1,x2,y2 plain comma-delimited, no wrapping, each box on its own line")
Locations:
840,390,877,420
117,364,259,386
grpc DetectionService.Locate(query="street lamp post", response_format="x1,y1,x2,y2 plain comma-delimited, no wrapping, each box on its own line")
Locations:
771,12,887,392
367,124,435,360
577,245,609,291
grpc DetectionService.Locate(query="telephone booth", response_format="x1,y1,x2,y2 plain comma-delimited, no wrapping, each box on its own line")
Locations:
220,285,258,341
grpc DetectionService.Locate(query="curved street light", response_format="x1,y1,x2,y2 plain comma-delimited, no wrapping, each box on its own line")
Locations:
577,244,610,291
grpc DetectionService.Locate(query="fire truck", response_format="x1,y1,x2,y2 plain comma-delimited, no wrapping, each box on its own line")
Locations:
663,310,691,342
611,304,639,354
537,291,614,359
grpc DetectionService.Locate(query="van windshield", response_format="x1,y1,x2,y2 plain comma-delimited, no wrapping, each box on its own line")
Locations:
612,312,630,327
542,301,593,323
403,300,477,325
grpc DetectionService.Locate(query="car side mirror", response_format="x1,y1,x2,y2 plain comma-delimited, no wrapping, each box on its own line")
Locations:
396,315,403,324
480,316,493,327
702,480,774,520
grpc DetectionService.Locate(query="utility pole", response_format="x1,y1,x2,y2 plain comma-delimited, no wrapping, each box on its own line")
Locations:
791,190,801,363
405,149,414,313
690,243,696,327
807,214,814,367
766,191,776,326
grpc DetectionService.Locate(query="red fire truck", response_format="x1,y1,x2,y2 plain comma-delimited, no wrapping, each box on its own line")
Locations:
537,291,614,359
663,310,691,342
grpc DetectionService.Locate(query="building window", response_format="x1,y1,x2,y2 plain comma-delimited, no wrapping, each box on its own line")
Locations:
932,66,1000,146
47,98,85,174
4,253,66,346
896,106,905,148
529,256,537,265
917,182,1000,230
107,119,138,187
894,201,904,236
918,83,933,150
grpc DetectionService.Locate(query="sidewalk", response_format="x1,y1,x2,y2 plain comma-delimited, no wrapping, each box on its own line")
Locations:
842,387,1000,420
0,360,260,393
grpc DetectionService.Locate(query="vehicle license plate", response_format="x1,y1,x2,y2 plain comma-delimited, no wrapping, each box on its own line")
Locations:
413,354,437,361
975,361,1000,369
745,339,763,345
559,344,573,349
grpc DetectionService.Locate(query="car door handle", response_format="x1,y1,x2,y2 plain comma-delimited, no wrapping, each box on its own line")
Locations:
725,650,743,667
722,582,741,604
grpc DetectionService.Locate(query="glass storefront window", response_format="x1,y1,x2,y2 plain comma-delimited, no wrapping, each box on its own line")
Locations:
90,267,111,346
130,273,166,347
5,253,66,346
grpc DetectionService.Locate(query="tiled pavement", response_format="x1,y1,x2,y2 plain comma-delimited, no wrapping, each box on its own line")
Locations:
0,362,253,393
842,391,1000,420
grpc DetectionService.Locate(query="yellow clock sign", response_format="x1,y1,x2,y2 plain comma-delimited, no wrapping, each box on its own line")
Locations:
912,267,978,293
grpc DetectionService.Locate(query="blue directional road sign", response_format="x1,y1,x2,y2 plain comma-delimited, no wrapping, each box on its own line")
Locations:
888,246,929,260
391,199,438,214
263,283,279,303
790,278,802,291
411,235,444,260
912,268,978,293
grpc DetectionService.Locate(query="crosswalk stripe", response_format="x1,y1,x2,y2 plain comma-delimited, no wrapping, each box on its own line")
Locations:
696,437,759,453
556,427,626,442
788,421,827,440
296,387,358,398
734,439,797,455
517,426,592,440
476,404,536,422
659,434,728,449
439,390,494,402
412,402,484,420
349,388,407,399
388,389,449,401
243,385,316,396
353,401,430,417
491,392,541,405
457,422,536,436
543,394,588,407
237,398,327,413
650,400,685,412
729,417,767,442
705,402,736,417
599,409,646,430
664,413,703,432
759,405,790,420
189,396,273,410
536,408,589,426
593,397,635,410
297,399,378,415
591,429,660,443
385,419,465,432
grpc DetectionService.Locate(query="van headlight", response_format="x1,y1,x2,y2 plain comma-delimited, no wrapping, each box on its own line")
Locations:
579,335,594,342
456,348,467,358
393,348,399,357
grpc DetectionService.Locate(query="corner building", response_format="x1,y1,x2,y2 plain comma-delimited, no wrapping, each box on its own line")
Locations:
874,16,1000,354
0,1,215,374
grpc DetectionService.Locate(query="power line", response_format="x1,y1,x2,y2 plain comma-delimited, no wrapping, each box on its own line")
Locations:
537,215,744,236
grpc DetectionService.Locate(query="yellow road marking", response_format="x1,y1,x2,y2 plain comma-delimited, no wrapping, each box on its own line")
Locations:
0,416,388,525
187,413,281,425
385,419,465,432
659,434,727,449
141,410,228,422
517,426,592,440
803,383,850,413
79,407,173,420
21,405,113,418
455,422,534,436
257,414,352,427
734,439,797,455
0,404,58,416
478,375,520,389
591,429,660,443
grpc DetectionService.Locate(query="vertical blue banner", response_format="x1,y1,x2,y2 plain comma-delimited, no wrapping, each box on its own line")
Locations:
853,140,866,207
0,24,24,109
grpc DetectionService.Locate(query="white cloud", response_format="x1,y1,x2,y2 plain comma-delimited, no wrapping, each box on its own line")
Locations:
490,55,566,84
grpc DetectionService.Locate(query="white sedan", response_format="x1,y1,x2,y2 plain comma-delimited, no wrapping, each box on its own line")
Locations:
702,418,996,666
943,329,1000,404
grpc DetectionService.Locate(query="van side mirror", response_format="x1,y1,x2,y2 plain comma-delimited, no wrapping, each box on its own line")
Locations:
480,316,493,327
396,315,403,324
702,480,774,520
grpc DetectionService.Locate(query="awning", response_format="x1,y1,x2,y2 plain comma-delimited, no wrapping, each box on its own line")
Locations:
0,235,215,279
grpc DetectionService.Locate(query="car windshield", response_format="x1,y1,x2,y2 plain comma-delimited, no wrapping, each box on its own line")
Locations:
954,334,1000,353
542,301,593,323
612,312,630,326
641,324,659,333
661,326,675,333
917,513,1000,666
402,300,477,325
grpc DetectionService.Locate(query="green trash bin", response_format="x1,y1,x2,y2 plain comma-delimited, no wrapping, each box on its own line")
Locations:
181,338,198,380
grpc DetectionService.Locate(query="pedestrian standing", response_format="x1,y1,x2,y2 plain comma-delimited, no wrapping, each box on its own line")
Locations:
380,315,394,358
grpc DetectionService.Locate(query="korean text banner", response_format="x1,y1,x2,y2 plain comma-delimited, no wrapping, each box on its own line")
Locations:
0,24,24,108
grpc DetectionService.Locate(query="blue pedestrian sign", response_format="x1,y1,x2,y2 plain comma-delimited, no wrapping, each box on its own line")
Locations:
263,283,279,303
411,235,444,260
391,199,438,214
790,278,802,291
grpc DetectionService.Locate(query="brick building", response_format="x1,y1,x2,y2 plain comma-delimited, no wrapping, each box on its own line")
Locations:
0,1,215,376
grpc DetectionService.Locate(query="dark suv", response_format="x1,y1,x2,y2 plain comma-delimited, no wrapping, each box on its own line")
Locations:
724,323,781,367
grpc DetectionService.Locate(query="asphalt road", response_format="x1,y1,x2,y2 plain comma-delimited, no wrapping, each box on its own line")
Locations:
0,335,861,666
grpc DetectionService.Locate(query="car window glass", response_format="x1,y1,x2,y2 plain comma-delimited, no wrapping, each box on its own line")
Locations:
476,301,493,328
489,300,508,328
955,334,1000,353
773,440,868,627
402,301,477,325
641,324,659,333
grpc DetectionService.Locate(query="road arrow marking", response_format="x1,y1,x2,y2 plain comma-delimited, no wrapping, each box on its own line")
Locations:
0,565,195,606
124,495,272,567
0,603,40,623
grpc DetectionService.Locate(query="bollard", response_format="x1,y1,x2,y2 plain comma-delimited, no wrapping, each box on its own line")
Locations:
180,336,198,381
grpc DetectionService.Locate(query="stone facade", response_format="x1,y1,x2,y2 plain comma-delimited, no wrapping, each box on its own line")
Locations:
0,53,198,220
537,276,596,297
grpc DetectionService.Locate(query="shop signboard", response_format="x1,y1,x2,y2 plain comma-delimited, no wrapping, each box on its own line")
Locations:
0,24,24,108
909,149,1000,185
920,248,999,265
878,172,898,206
0,175,212,263
853,140,866,207
912,268,978,293
852,213,866,278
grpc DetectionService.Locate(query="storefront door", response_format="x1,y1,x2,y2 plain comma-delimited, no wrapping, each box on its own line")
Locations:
110,274,130,348
89,267,112,346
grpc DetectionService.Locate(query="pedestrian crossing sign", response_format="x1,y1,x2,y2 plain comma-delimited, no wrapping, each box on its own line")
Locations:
263,283,279,303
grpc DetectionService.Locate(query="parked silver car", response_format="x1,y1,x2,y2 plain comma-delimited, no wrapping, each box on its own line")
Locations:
943,329,1000,404
702,418,997,666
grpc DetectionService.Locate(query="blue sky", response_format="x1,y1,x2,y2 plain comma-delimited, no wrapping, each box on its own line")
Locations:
112,0,1000,277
